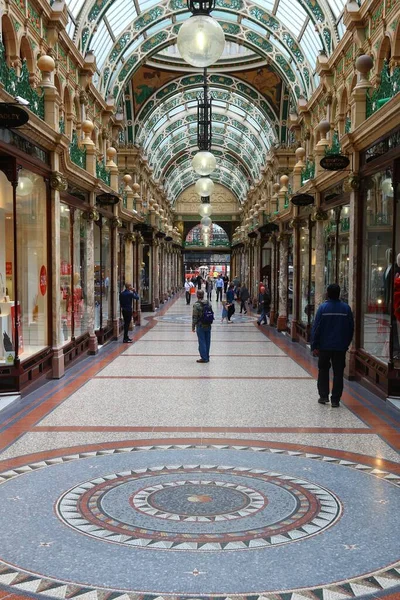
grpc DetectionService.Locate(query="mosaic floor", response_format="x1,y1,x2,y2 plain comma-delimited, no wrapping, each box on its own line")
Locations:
1,294,400,600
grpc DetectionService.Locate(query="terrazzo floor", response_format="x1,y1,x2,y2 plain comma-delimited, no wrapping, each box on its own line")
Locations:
1,293,400,600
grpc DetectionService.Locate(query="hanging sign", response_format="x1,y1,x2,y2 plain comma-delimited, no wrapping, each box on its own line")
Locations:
40,265,47,296
320,154,350,171
0,103,29,128
291,193,314,206
96,193,120,206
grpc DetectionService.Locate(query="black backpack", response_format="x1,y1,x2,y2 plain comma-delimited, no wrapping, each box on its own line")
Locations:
201,302,214,324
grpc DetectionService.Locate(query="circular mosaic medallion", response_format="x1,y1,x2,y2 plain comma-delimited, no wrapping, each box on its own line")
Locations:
57,465,341,550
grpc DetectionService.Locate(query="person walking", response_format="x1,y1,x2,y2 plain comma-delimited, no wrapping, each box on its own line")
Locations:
311,283,354,407
196,274,203,290
184,279,194,305
192,290,214,363
257,286,271,325
226,283,235,323
215,275,224,302
223,274,229,294
205,275,213,301
240,284,250,314
119,282,139,343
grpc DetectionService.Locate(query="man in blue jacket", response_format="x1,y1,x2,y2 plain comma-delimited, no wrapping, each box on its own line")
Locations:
311,283,354,407
119,283,139,343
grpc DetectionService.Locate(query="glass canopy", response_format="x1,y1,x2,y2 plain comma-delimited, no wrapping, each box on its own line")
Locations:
68,0,346,102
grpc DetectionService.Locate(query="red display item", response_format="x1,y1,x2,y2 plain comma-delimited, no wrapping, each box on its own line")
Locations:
40,265,47,296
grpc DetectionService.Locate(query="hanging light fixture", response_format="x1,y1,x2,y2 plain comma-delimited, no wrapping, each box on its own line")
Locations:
16,174,34,197
195,177,214,196
192,150,216,175
177,0,225,68
201,216,212,228
198,202,213,217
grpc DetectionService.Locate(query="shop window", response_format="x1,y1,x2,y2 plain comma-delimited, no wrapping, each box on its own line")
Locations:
94,217,112,331
141,244,151,304
324,205,350,302
361,170,393,362
299,218,316,325
0,169,48,365
117,232,126,315
60,206,89,343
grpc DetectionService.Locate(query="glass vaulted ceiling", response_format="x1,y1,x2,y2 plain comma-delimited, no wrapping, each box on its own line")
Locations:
69,0,346,101
65,0,347,203
135,80,277,203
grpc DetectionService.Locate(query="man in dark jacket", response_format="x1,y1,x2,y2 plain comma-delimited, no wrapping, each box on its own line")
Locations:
119,283,139,343
257,286,271,325
192,290,212,362
311,283,354,407
239,284,250,314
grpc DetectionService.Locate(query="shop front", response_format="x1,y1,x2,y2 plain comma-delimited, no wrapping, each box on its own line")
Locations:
94,211,115,344
320,183,351,303
59,189,91,365
295,210,316,342
0,135,52,391
355,127,400,396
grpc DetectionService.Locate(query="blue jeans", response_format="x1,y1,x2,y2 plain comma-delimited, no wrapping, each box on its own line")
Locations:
196,325,211,361
258,308,268,324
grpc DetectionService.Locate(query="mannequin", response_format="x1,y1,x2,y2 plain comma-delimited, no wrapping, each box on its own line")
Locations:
383,248,392,309
392,254,400,359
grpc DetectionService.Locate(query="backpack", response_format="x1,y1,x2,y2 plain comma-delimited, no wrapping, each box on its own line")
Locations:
201,302,214,325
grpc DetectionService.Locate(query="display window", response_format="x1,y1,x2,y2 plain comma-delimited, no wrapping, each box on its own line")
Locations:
0,169,49,365
287,234,293,322
117,231,126,315
360,169,393,362
141,244,151,304
60,204,89,343
94,216,112,332
324,205,350,302
299,218,316,325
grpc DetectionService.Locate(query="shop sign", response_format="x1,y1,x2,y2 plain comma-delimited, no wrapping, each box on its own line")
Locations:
0,103,29,128
96,193,120,206
320,154,350,171
40,265,47,296
6,262,12,275
291,193,314,206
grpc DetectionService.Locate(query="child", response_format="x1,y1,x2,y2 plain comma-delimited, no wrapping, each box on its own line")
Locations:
221,300,228,323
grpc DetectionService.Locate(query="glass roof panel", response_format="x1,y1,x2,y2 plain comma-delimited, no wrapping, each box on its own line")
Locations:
92,20,114,69
253,0,274,10
66,0,86,19
327,0,346,18
138,0,163,12
276,1,307,37
300,21,322,68
106,0,137,37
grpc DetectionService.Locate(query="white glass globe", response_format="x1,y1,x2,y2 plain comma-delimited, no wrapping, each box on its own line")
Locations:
195,177,214,196
201,216,212,228
382,177,393,196
17,175,34,197
177,15,225,68
192,151,217,176
198,203,213,217
202,225,211,234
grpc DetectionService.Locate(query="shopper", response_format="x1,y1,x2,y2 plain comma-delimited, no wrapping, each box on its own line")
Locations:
257,286,271,325
215,275,224,302
184,279,194,305
311,283,354,407
119,283,139,343
240,284,250,314
226,283,235,322
192,290,214,363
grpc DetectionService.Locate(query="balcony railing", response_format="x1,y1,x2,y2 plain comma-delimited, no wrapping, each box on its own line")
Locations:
69,132,86,170
0,42,44,120
367,60,400,118
96,160,111,185
301,159,315,185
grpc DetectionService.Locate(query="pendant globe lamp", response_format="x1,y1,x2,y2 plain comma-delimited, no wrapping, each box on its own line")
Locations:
192,150,216,176
198,202,213,217
201,216,212,228
195,177,214,196
177,0,225,68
